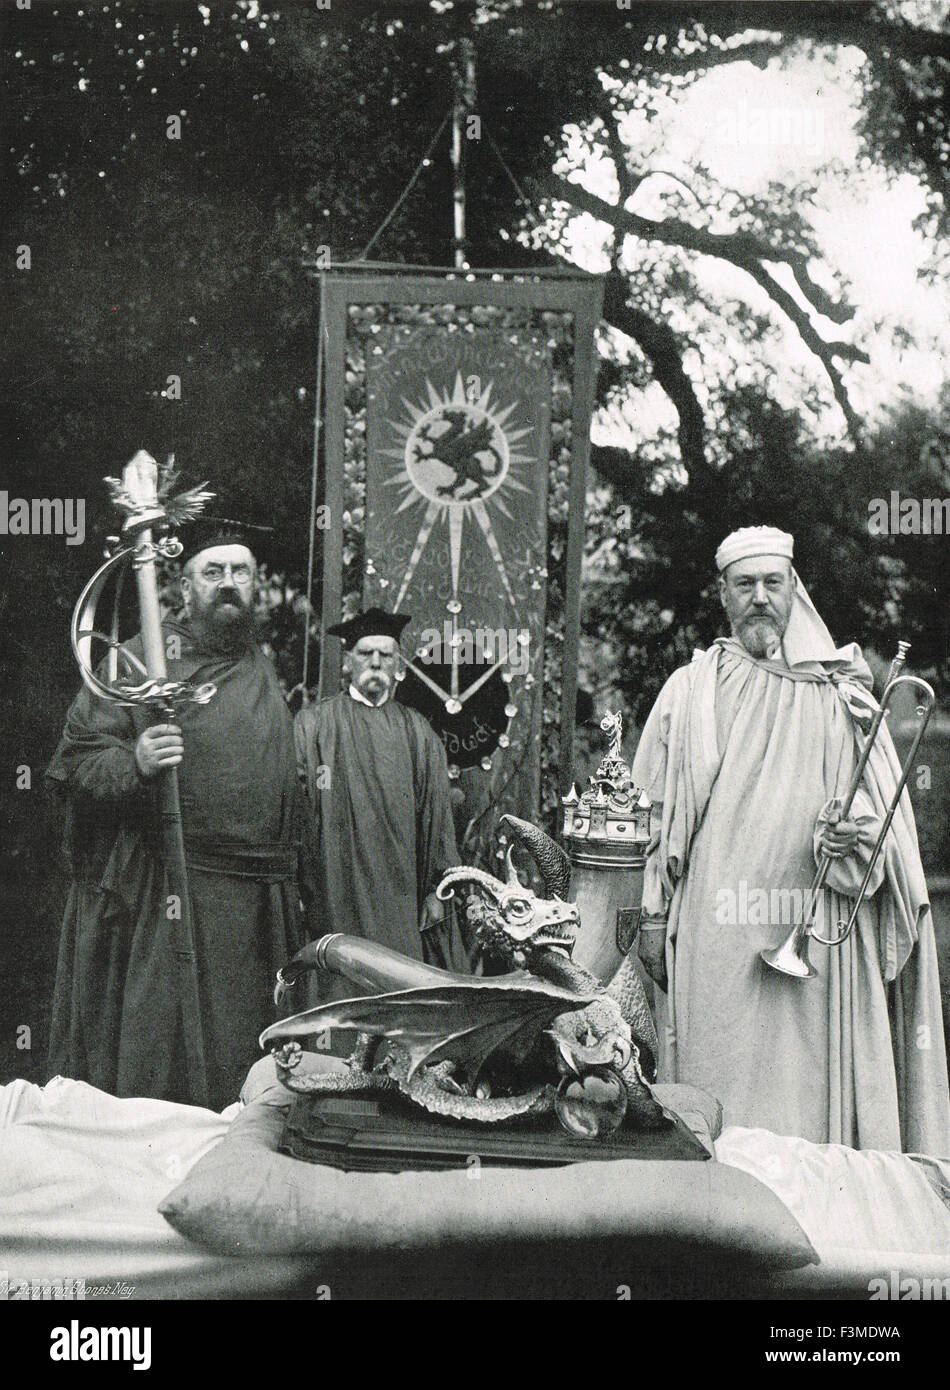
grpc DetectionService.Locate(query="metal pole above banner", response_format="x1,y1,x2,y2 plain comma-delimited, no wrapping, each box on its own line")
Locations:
450,38,477,269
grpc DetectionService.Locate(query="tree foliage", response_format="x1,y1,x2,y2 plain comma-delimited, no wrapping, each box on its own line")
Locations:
3,0,948,843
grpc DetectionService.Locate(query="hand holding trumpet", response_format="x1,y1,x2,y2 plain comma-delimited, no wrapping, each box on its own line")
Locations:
816,799,860,861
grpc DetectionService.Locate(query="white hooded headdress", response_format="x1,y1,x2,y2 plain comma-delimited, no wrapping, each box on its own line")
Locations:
715,526,862,671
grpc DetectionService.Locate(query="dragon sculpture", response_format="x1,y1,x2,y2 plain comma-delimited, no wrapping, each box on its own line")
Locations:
261,815,666,1138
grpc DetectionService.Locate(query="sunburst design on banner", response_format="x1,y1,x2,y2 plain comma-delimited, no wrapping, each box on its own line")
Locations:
380,372,535,609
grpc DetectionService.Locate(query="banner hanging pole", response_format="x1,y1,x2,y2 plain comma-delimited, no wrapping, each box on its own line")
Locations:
318,278,348,700
301,275,326,704
450,37,476,270
559,285,603,798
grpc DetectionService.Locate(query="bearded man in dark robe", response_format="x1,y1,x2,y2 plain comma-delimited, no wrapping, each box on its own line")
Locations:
294,608,469,972
48,524,315,1111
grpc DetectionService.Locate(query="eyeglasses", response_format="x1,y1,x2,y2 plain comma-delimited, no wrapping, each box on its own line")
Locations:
199,563,253,585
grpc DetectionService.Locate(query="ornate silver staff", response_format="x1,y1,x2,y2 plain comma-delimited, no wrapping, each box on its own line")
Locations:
71,451,216,1104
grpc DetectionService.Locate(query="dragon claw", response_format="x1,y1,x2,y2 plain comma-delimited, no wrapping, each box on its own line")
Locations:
274,1041,302,1072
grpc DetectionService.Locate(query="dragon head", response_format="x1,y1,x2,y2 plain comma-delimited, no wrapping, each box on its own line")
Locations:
437,843,579,967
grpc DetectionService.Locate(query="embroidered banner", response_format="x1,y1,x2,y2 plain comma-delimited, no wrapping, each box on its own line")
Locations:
365,325,551,818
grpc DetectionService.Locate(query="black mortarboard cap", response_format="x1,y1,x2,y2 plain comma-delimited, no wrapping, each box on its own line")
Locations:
327,607,412,648
176,516,275,568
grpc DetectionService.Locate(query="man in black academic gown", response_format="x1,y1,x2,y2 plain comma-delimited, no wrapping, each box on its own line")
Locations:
48,523,316,1110
294,608,469,971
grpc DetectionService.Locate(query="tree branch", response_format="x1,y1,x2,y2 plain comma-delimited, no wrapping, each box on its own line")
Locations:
558,177,867,438
563,177,852,316
649,8,950,64
875,50,950,194
741,259,867,437
591,93,636,208
600,271,711,483
790,14,950,63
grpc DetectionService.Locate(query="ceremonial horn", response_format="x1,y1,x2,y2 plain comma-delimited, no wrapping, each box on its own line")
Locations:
760,642,935,980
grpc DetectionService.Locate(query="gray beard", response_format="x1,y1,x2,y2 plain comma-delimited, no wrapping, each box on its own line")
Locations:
736,616,783,659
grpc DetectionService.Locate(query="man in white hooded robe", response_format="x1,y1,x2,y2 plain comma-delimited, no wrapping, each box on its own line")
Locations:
632,526,949,1151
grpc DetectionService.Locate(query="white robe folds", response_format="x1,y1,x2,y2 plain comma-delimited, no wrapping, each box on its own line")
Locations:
632,637,950,1153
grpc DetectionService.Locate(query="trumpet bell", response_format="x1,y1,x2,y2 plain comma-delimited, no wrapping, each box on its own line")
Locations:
759,936,818,980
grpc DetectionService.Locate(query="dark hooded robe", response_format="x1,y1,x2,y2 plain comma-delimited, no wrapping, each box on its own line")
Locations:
294,692,469,972
47,618,316,1111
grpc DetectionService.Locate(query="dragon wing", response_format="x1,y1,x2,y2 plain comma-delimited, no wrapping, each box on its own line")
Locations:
260,977,597,1083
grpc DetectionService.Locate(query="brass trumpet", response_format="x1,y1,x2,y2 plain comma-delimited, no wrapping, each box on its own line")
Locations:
760,642,935,980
